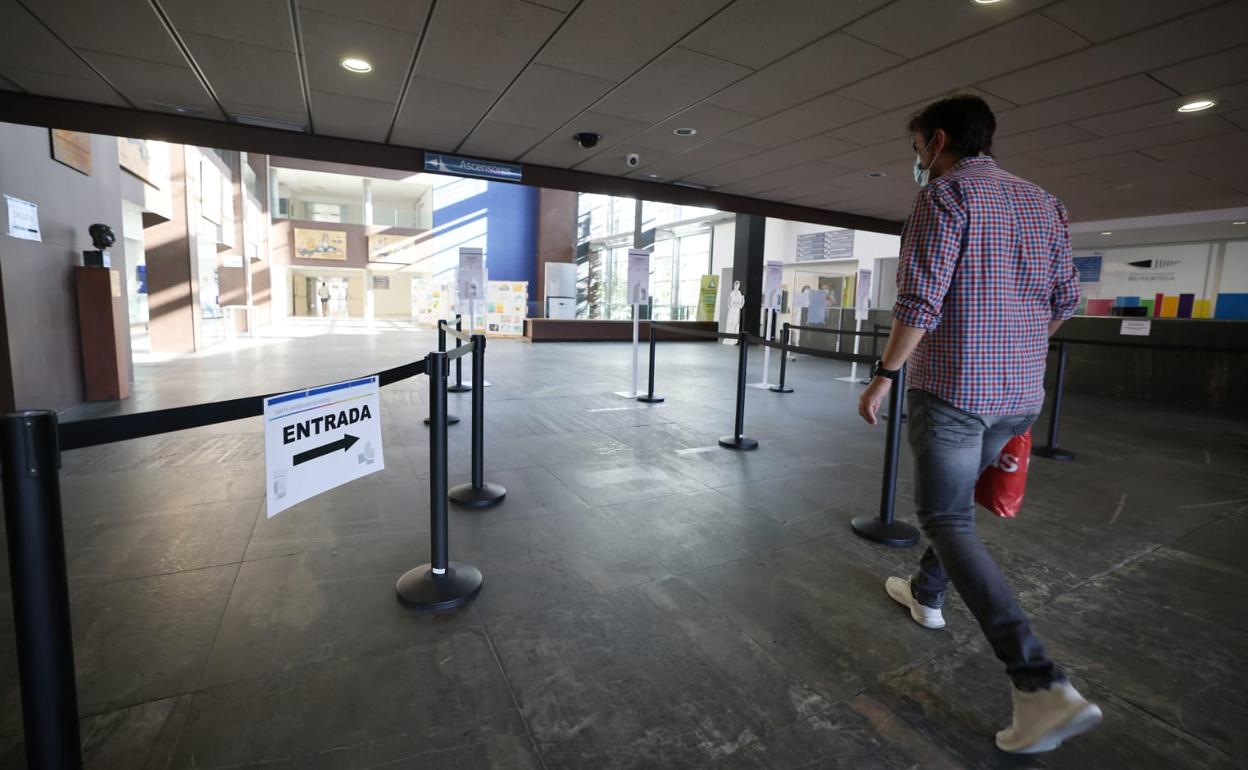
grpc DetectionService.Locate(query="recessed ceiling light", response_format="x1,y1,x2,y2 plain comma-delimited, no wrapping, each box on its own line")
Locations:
1177,99,1215,113
647,173,664,179
1100,231,1113,236
972,0,1003,4
1234,220,1247,225
865,171,886,179
340,58,373,73
672,127,697,137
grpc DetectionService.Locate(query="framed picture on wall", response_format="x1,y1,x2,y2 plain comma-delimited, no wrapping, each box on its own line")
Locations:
50,129,92,175
117,137,155,187
294,227,348,260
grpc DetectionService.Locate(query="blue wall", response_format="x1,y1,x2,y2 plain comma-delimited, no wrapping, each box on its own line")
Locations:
433,180,538,290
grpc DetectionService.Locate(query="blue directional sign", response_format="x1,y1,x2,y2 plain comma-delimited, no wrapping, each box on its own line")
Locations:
424,152,523,182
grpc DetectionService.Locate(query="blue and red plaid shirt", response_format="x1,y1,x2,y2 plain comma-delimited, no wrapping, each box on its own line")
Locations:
894,156,1080,415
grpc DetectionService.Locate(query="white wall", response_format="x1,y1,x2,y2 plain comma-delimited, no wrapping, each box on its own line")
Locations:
371,273,412,318
711,221,735,276
1218,240,1248,293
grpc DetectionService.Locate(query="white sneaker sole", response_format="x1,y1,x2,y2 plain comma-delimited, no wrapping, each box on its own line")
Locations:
885,578,945,630
999,703,1103,754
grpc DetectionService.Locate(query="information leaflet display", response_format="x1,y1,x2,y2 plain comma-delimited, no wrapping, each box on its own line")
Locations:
458,247,486,301
264,376,384,518
627,249,650,305
763,260,783,309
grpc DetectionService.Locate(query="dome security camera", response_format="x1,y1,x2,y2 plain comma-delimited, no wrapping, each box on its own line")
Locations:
625,153,641,168
573,132,601,149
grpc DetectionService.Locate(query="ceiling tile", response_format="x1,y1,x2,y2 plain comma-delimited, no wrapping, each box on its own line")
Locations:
696,134,858,186
179,34,304,113
638,139,765,179
1032,118,1235,163
520,111,652,166
716,161,845,197
1040,0,1224,43
839,15,1088,110
1027,151,1160,182
827,88,1013,146
1142,130,1248,161
78,50,222,116
994,76,1176,136
526,0,578,11
681,0,890,69
728,93,879,147
535,0,730,81
708,33,902,117
388,124,461,152
574,144,674,176
824,141,911,171
631,102,758,153
596,47,750,124
978,2,1248,104
0,1,101,79
1072,99,1228,137
1224,108,1248,131
415,0,564,93
161,0,295,51
992,124,1099,156
1,67,127,106
22,0,186,67
393,76,496,139
488,64,614,131
458,120,549,160
1151,45,1248,94
844,0,1052,59
297,0,433,34
221,100,306,128
299,10,418,103
310,90,394,142
0,72,16,91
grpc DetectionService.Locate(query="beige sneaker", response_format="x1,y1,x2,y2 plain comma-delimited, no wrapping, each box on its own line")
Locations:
996,682,1103,754
885,576,945,629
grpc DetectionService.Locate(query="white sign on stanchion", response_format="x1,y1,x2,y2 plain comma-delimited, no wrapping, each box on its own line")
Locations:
750,261,784,390
264,376,385,517
616,249,651,398
458,247,491,386
839,268,875,384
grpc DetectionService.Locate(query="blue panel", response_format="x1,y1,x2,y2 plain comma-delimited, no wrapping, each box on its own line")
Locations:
1214,293,1248,319
1073,255,1101,283
1115,295,1139,307
433,181,538,311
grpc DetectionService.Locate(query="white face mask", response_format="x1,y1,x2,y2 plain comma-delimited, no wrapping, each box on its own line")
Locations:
913,135,937,188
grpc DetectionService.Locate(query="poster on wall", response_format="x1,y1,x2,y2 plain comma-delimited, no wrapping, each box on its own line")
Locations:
1073,255,1102,283
372,275,390,290
294,228,348,260
697,275,718,321
117,137,155,187
5,195,41,241
50,130,92,175
368,233,417,263
486,281,528,336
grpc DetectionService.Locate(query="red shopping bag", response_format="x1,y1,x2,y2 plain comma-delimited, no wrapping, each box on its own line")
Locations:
975,430,1032,518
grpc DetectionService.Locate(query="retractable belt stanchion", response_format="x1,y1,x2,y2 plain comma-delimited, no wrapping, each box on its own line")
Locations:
449,335,506,508
447,315,471,393
637,322,664,403
426,322,461,426
719,330,759,451
770,322,794,393
1033,341,1076,461
397,352,483,611
1,411,84,770
852,367,920,546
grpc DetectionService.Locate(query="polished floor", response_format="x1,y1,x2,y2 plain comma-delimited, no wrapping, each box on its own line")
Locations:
3,320,1247,769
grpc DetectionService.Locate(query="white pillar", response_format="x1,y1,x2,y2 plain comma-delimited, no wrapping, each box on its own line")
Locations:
363,178,374,226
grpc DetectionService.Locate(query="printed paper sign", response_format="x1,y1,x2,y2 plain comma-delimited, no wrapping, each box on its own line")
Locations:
264,376,384,517
855,268,872,321
1119,319,1151,336
458,247,486,300
763,261,783,309
807,289,829,324
627,249,650,306
5,195,41,241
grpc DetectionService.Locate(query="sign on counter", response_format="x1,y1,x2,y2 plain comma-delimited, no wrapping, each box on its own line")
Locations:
1119,319,1152,336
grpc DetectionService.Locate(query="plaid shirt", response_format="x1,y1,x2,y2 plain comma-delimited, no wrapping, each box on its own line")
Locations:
894,156,1080,415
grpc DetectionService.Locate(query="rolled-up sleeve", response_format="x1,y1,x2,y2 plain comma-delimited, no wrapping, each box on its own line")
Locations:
1049,198,1080,321
893,185,965,331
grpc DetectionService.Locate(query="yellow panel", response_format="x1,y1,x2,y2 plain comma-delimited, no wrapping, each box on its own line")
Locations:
1160,296,1179,318
1193,299,1212,319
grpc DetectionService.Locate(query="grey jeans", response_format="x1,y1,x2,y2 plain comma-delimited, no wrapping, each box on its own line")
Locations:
907,389,1065,691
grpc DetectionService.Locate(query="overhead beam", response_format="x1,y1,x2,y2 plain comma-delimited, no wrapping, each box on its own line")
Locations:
0,92,903,235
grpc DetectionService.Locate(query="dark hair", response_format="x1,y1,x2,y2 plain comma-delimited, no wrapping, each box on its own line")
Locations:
907,94,996,157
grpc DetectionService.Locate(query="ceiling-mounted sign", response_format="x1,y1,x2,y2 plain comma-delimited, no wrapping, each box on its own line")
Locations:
424,152,522,183
264,376,385,518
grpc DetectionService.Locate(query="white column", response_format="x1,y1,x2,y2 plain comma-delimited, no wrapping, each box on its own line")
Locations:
363,178,374,226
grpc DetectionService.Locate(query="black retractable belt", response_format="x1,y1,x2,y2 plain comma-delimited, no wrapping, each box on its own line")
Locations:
449,335,506,508
397,351,483,611
1033,341,1075,462
718,330,759,451
637,322,664,404
852,366,920,547
1,411,84,769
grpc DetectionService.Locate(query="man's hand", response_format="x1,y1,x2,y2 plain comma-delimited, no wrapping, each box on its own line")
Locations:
858,376,893,425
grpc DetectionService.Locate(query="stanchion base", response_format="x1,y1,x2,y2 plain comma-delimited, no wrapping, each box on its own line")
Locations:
769,385,794,393
447,384,471,393
396,562,483,612
424,414,461,426
614,390,644,399
636,394,665,403
718,435,759,451
851,516,920,547
1033,446,1076,462
449,481,507,508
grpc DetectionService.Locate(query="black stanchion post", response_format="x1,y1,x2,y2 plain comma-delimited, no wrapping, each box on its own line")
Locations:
719,331,759,450
447,315,470,393
770,323,794,393
449,335,506,507
1033,342,1076,461
1,411,84,770
425,323,461,426
852,368,920,546
397,352,483,611
637,322,664,403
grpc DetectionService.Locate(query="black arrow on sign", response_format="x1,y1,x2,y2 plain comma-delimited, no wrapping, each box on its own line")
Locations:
293,434,359,466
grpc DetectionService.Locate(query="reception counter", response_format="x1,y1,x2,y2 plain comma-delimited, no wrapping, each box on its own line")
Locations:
524,318,719,343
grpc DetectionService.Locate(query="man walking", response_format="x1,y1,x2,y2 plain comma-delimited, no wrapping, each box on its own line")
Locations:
858,95,1100,754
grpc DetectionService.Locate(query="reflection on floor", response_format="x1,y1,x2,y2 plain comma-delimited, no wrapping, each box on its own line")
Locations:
4,322,1247,768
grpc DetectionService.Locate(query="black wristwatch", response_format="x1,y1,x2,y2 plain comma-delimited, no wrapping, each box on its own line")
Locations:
872,360,900,381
